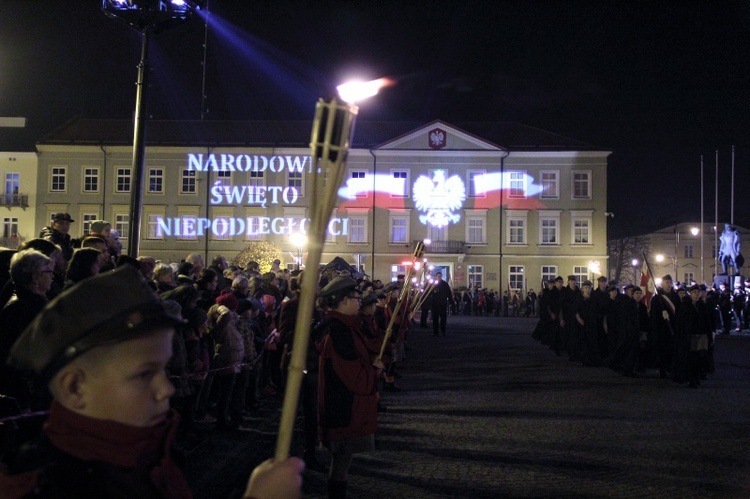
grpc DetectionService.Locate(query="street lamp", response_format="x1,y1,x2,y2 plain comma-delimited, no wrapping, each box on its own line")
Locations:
290,232,307,270
673,225,699,284
102,0,202,257
632,258,639,285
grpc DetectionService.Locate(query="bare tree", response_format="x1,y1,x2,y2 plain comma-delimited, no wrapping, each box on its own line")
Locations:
607,235,651,284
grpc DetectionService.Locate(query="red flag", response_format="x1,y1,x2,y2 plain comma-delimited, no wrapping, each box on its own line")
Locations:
639,260,654,309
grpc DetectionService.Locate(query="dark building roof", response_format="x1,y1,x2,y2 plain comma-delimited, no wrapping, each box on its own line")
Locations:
37,117,604,151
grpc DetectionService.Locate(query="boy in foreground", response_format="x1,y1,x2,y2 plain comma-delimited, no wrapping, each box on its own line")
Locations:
1,266,302,498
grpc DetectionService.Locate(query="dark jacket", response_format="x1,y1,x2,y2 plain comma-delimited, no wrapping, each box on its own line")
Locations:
317,311,378,444
39,226,73,262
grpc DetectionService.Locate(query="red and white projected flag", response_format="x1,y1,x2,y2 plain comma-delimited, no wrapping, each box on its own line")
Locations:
639,261,654,308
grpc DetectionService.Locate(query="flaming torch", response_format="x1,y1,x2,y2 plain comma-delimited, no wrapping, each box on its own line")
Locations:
274,78,390,462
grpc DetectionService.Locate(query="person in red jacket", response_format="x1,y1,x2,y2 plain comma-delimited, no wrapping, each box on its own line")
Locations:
317,276,384,499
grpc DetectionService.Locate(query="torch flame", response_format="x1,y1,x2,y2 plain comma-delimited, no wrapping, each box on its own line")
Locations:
337,78,393,104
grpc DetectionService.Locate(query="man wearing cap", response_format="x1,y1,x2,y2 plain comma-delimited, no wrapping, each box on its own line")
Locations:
39,212,75,262
1,265,304,498
558,275,581,361
649,274,680,378
317,276,384,499
431,272,453,336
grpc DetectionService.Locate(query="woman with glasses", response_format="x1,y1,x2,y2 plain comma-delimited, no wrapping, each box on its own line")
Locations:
317,276,384,499
0,249,54,411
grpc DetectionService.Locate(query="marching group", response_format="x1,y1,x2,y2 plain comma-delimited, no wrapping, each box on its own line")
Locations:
532,274,720,388
0,213,430,498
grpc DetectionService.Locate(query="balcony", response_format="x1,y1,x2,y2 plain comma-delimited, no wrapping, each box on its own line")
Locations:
415,240,466,254
0,193,29,208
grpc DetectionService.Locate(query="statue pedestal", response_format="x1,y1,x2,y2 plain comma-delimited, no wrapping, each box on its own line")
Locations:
714,275,745,289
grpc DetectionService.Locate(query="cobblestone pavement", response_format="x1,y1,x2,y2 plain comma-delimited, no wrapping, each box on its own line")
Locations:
188,315,750,499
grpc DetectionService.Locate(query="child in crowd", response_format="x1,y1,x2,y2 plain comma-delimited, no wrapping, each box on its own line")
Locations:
0,266,302,498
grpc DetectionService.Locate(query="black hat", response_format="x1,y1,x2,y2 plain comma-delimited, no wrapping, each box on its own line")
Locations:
361,291,379,306
567,275,577,281
319,276,360,299
662,274,673,281
52,212,74,222
383,282,400,293
606,285,619,293
581,280,593,287
597,276,608,282
8,266,186,380
554,276,564,282
688,284,701,292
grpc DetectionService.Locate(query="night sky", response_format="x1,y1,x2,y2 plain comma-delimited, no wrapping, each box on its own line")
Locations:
1,1,749,238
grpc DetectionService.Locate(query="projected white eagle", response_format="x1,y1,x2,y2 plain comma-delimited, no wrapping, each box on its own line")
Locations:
412,169,466,228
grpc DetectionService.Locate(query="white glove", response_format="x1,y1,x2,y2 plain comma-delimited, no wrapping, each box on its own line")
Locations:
662,310,669,321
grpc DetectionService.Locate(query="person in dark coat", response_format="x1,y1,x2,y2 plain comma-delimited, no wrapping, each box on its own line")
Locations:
0,250,54,412
676,284,712,387
430,272,453,336
38,212,74,262
649,274,680,378
604,285,640,376
558,275,581,361
317,276,384,499
576,280,601,367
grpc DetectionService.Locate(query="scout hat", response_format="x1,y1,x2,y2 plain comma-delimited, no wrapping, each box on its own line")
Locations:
8,266,185,381
319,276,360,299
52,212,74,222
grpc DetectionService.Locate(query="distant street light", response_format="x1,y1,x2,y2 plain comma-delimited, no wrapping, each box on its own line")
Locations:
101,0,202,257
632,258,639,285
290,232,307,270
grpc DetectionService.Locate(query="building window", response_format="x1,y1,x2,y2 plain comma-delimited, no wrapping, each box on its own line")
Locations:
540,170,559,199
147,214,163,239
83,168,99,193
82,213,98,235
391,170,408,197
541,219,558,244
684,244,694,258
181,169,196,194
573,219,590,244
348,216,367,243
428,224,447,242
211,217,233,241
467,170,486,197
287,170,303,196
114,214,129,239
51,166,66,192
572,171,591,199
683,272,695,284
509,219,525,244
246,217,265,241
390,216,408,243
391,264,406,282
509,172,526,198
2,217,18,239
249,170,264,188
573,266,588,284
351,170,368,198
509,265,524,291
467,217,486,244
541,265,557,284
468,265,483,289
116,168,131,193
148,168,164,193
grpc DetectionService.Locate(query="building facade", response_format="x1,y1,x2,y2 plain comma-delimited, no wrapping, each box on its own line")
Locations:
35,118,610,289
0,151,37,248
613,223,750,286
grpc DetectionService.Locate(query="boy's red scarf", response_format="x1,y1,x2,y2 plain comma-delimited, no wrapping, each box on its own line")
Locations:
44,401,192,498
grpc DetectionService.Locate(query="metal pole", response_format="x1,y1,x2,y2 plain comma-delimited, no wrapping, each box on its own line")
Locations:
127,30,151,257
700,155,704,283
731,145,735,226
715,150,719,284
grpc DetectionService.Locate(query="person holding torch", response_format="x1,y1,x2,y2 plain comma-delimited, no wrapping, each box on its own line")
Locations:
316,276,384,499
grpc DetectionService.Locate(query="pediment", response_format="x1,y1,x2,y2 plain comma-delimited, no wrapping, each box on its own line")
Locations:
375,120,505,151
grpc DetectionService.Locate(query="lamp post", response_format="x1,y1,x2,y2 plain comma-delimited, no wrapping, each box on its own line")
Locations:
632,258,639,285
101,0,201,257
673,225,700,285
290,232,307,270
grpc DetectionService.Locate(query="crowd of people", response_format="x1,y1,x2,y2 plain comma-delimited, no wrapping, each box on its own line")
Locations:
0,214,425,498
531,274,721,388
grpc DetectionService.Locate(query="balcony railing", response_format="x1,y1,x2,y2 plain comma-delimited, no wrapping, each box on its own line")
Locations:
0,194,29,208
415,240,466,254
